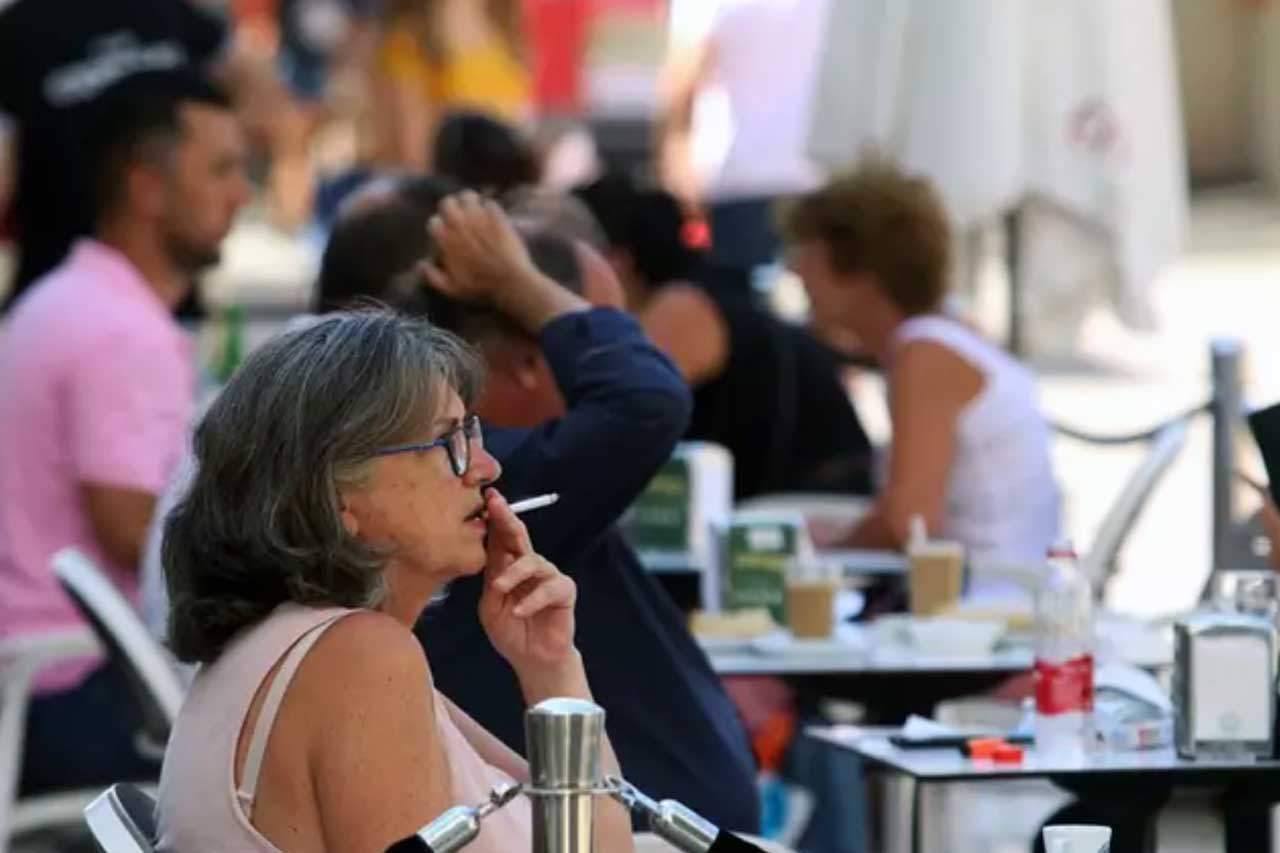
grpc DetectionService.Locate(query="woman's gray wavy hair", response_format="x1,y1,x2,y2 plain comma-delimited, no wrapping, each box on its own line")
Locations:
164,309,484,664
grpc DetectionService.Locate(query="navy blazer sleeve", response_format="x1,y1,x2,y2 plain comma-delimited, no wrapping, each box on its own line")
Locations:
491,308,692,567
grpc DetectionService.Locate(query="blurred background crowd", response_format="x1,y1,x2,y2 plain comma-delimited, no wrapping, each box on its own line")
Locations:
7,1,1280,852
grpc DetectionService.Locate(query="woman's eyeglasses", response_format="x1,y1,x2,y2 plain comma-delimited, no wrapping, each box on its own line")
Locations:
373,414,483,477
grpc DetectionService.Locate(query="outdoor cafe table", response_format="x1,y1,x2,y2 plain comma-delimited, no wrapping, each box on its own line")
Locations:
702,619,1173,721
707,643,1038,718
808,724,1280,853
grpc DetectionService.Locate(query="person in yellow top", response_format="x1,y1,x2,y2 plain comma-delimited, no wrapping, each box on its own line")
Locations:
374,0,531,171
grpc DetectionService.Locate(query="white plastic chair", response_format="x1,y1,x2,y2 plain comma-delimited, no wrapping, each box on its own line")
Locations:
1077,418,1190,589
83,783,156,853
51,549,184,757
0,626,102,846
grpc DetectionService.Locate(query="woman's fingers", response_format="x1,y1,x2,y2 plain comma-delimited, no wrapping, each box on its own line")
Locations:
490,553,551,595
487,552,575,618
511,573,576,618
485,489,533,561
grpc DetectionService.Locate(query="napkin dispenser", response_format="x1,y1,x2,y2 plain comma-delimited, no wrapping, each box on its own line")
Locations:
623,442,733,610
1173,612,1276,759
724,510,815,626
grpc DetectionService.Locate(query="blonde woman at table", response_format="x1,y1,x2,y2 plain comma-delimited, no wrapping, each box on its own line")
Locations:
156,311,633,853
783,163,1062,580
372,0,531,172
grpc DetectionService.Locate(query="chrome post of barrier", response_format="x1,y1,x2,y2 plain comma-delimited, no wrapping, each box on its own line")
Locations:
524,699,605,853
1211,339,1243,574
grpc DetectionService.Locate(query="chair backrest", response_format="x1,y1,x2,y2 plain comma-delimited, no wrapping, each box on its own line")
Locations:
84,784,157,853
0,628,100,842
1080,418,1190,588
52,549,184,749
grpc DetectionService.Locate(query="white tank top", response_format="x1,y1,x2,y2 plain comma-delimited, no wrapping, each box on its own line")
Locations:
892,316,1061,566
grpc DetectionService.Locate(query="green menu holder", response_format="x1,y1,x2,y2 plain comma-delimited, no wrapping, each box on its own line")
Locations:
622,457,691,553
725,520,799,625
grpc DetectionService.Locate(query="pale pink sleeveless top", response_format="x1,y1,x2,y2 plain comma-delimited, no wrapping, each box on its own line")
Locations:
157,604,531,852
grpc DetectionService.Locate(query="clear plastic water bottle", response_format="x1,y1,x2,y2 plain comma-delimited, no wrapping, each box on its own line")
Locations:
1034,541,1095,760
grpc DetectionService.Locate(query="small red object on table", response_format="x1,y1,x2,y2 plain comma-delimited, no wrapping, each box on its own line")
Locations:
966,738,1003,760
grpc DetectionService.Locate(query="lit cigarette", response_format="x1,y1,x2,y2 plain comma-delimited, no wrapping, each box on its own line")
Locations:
509,493,560,515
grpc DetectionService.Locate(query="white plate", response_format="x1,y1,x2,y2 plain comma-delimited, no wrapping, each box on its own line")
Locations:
750,627,868,657
696,635,763,654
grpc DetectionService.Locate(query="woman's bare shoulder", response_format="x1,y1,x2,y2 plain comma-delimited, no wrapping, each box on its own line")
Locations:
893,338,984,403
293,611,434,708
278,613,454,847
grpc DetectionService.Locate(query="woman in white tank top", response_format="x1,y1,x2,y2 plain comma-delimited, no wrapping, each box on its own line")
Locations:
782,163,1061,567
157,201,636,852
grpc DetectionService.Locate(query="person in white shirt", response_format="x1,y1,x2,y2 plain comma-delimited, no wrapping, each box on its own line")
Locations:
783,162,1061,568
657,0,828,270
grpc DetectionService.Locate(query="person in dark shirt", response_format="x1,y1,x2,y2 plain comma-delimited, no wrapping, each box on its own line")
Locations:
575,172,875,501
316,182,761,832
433,109,541,196
0,0,286,307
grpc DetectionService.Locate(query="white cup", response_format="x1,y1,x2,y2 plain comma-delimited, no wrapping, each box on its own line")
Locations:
1042,824,1111,853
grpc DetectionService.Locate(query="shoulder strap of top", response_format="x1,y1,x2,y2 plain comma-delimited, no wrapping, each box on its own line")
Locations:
895,316,964,347
235,611,351,817
894,316,998,376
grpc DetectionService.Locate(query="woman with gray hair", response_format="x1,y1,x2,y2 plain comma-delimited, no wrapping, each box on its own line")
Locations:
155,304,635,851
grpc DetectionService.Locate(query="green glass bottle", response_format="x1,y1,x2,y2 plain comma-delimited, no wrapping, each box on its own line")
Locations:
217,304,244,382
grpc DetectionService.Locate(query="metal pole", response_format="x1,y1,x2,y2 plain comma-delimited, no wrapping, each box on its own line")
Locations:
1005,210,1024,357
524,698,606,853
1211,339,1243,574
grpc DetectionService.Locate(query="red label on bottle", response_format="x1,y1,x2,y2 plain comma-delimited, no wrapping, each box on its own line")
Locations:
1034,654,1094,715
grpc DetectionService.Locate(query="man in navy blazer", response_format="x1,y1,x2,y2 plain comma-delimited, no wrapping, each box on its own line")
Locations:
320,184,760,833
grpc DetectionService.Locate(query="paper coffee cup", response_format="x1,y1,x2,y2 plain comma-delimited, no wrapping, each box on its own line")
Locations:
785,580,838,638
907,540,964,615
1042,824,1111,853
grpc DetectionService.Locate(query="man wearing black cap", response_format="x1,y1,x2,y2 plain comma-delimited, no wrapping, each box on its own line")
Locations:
0,0,284,308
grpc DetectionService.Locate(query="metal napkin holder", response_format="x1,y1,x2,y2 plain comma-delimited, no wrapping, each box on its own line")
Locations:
1173,611,1277,760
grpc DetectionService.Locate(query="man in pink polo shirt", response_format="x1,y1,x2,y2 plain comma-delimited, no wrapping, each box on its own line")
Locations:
0,71,249,794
